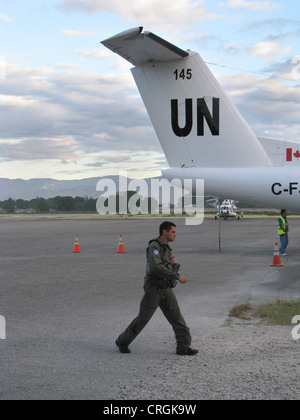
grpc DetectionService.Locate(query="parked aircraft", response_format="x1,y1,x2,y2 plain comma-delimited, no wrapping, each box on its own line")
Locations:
216,199,239,220
102,27,300,213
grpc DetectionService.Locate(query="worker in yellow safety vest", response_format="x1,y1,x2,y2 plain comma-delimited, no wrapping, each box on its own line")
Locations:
278,209,289,256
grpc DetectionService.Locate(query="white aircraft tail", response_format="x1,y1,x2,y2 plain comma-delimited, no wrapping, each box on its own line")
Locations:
102,28,272,168
259,137,300,167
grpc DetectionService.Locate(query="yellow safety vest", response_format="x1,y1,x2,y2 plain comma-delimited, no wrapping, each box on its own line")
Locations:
278,216,286,235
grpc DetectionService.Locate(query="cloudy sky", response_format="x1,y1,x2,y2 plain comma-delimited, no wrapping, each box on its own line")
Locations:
0,0,300,180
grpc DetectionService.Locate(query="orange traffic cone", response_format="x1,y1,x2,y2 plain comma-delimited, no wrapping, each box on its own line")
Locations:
117,235,125,253
73,235,81,253
271,243,283,267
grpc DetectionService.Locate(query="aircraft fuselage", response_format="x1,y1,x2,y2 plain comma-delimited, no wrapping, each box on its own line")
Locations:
163,167,300,212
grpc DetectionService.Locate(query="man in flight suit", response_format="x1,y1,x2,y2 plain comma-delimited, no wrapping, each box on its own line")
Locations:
115,221,198,356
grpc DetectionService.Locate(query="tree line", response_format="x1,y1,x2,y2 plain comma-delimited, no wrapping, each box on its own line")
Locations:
0,192,151,214
0,196,97,213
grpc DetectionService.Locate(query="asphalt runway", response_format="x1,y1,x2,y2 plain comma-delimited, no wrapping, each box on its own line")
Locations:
0,218,299,400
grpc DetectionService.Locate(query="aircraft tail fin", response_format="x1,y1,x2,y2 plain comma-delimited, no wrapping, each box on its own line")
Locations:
102,28,272,168
101,27,189,66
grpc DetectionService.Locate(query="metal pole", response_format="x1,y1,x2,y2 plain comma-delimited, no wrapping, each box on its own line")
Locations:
219,198,221,253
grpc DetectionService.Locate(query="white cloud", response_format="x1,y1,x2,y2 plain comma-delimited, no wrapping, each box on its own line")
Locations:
0,63,157,166
0,136,80,161
249,41,292,62
219,0,281,11
55,63,81,69
0,13,12,22
0,94,37,108
76,49,112,61
59,0,218,31
60,29,96,38
218,72,300,139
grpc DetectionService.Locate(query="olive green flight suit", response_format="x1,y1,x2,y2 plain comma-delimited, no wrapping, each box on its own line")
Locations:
116,238,192,353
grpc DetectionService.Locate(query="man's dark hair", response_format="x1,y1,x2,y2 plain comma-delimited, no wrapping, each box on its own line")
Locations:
281,209,287,215
160,221,176,236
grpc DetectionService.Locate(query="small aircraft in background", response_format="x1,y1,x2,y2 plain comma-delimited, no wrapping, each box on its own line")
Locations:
216,199,239,220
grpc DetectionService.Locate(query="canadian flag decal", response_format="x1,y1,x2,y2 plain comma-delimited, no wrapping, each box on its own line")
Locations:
294,150,300,159
286,148,300,161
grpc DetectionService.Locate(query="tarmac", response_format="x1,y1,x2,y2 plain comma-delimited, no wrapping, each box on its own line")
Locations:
0,217,299,400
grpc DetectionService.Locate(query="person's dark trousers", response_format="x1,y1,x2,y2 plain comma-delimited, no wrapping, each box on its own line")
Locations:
116,282,192,353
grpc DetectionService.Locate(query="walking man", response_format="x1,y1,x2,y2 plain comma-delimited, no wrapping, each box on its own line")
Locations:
278,209,289,256
115,221,198,356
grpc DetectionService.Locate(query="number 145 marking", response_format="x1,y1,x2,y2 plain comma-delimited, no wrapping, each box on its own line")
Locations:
174,69,192,80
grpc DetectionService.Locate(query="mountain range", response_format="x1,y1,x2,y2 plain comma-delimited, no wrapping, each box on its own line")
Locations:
0,177,116,201
0,176,161,201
